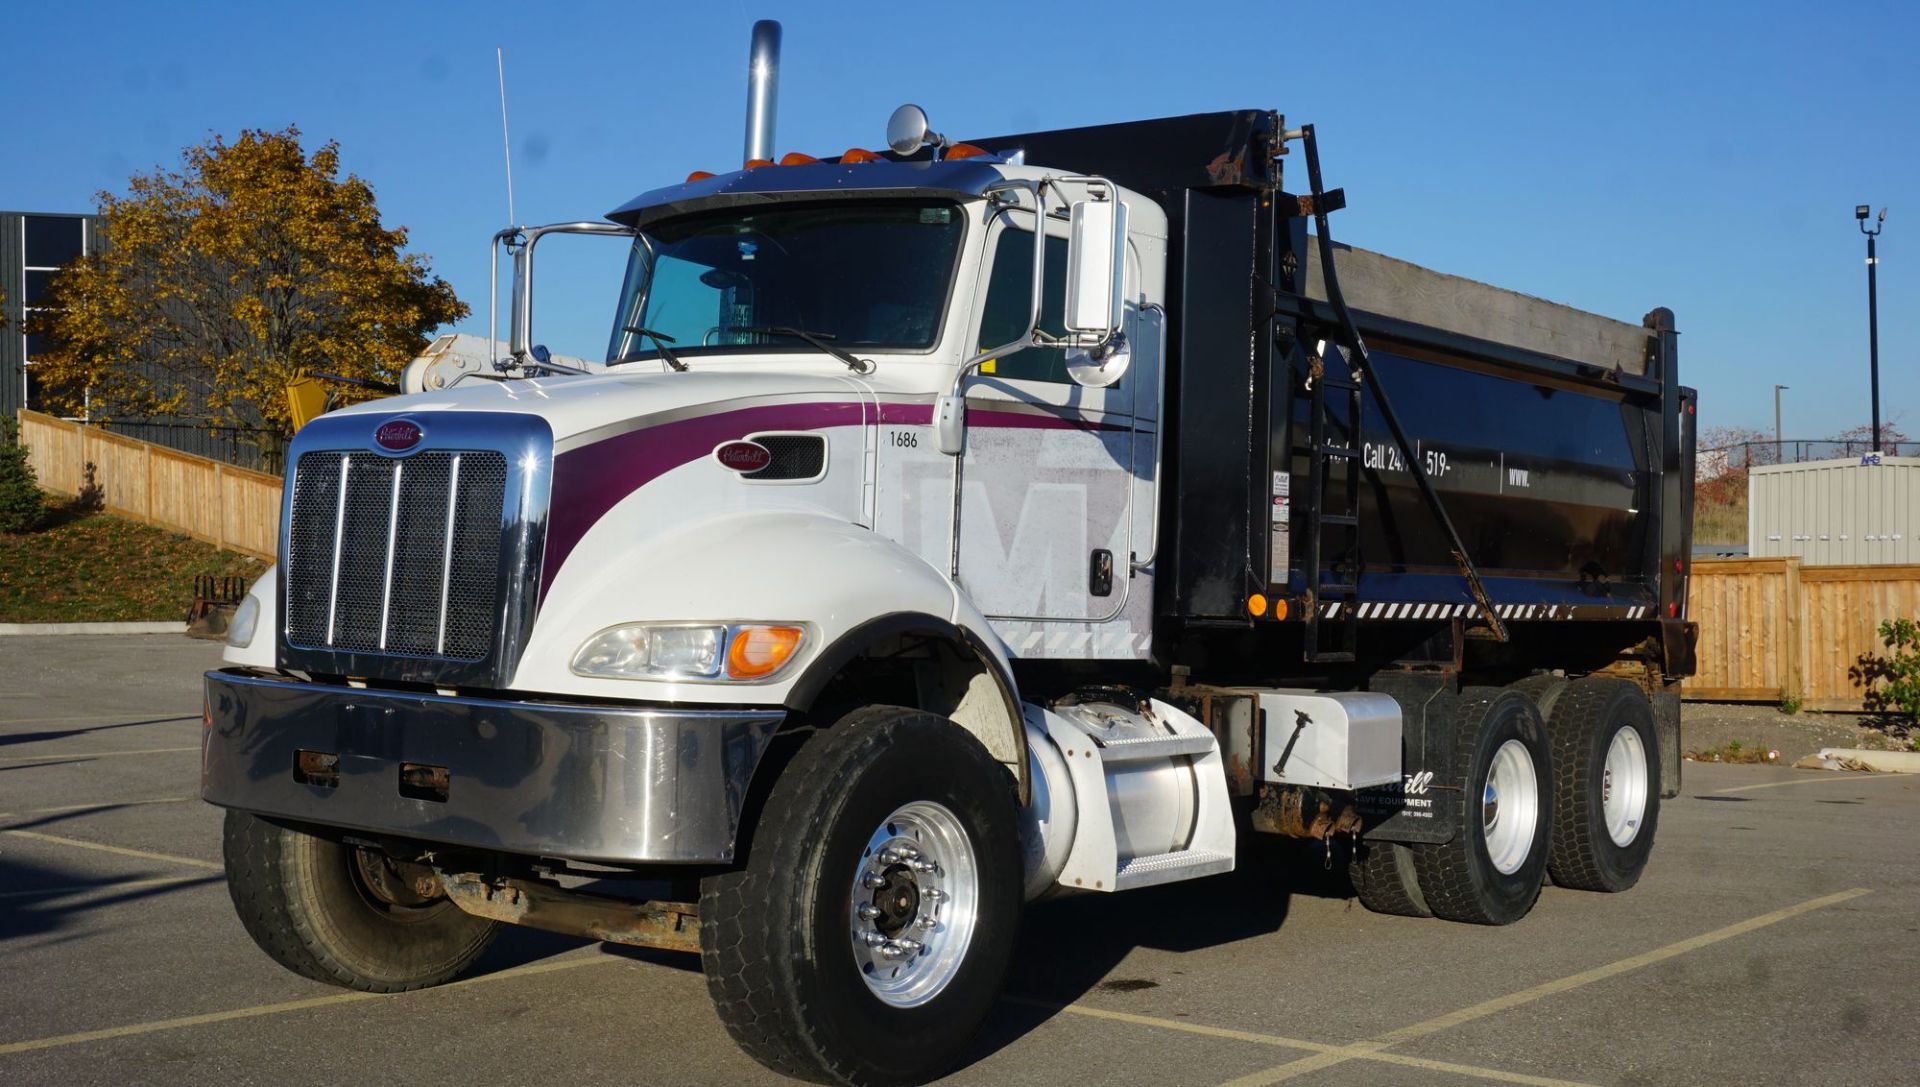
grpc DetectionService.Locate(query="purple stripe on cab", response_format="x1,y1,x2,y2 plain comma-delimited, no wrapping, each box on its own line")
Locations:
539,398,1128,597
543,401,865,597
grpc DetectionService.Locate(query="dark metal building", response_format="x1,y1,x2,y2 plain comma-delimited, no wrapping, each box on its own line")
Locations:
1,210,96,422
2,209,276,468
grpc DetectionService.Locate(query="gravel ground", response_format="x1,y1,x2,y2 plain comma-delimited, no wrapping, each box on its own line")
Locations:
1682,700,1915,762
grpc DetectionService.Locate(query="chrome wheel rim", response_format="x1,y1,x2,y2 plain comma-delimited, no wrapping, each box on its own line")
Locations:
848,800,979,1008
1602,726,1650,847
1481,739,1540,875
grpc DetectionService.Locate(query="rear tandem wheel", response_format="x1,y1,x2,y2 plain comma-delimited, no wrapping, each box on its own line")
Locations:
1409,688,1554,926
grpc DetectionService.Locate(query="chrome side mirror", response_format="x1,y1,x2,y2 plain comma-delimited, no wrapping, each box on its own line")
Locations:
1064,197,1127,336
507,239,530,361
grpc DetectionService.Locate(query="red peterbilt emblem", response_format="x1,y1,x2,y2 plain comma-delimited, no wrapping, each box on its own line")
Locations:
374,419,423,452
714,440,772,472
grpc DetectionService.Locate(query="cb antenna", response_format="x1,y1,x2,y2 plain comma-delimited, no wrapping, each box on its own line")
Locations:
496,46,516,225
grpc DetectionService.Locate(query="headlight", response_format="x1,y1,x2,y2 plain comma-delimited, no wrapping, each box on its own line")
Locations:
571,623,807,682
227,594,262,649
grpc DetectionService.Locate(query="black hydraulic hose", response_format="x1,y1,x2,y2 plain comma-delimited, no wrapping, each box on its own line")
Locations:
1297,124,1509,642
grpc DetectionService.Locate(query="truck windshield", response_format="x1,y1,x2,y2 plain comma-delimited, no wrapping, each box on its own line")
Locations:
607,200,967,364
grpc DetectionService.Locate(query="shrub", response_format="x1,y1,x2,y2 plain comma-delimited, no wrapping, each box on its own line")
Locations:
1871,618,1920,726
1866,622,1920,733
0,420,45,534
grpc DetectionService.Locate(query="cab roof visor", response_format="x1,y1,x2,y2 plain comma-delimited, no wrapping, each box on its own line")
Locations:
606,158,1006,229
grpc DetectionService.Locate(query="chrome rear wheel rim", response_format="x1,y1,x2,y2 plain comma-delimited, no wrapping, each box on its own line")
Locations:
1602,726,1650,847
1482,739,1540,875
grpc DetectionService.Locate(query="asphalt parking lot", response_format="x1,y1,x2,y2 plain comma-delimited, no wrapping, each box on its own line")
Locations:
3,634,1918,1087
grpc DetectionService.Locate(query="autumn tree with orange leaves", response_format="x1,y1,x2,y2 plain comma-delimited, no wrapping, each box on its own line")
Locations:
29,128,465,438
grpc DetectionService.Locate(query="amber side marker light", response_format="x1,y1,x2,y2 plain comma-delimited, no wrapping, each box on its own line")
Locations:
726,625,806,680
1246,594,1269,618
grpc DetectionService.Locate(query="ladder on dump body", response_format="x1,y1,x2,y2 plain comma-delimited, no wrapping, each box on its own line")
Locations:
1301,343,1363,664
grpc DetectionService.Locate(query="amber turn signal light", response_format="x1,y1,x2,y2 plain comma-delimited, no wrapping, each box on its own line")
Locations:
725,625,806,680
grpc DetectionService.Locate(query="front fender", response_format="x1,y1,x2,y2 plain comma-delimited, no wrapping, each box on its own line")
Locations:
514,511,966,706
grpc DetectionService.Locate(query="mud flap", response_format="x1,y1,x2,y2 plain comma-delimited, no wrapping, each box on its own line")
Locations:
1652,688,1682,799
1355,675,1459,844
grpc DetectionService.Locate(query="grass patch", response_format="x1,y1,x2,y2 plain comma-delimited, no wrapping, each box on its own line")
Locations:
0,495,266,623
1693,491,1747,547
1683,738,1782,764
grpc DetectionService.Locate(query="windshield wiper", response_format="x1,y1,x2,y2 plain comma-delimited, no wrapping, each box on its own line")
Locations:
736,326,875,375
618,326,688,371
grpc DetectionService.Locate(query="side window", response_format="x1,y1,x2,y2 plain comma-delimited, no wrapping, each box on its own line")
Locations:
977,225,1069,383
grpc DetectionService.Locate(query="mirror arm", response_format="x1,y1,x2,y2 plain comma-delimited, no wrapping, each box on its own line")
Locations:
493,222,636,375
1129,304,1168,572
938,179,1049,456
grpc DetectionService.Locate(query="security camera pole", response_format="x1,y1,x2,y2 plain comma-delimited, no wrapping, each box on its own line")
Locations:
1857,204,1886,453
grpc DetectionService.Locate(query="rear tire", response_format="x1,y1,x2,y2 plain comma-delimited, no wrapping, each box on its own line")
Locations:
1508,673,1569,720
221,810,497,992
1545,677,1661,892
701,707,1022,1087
1411,688,1553,926
1348,838,1432,918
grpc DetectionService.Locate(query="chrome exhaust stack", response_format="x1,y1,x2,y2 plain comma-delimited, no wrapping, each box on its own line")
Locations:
742,20,781,165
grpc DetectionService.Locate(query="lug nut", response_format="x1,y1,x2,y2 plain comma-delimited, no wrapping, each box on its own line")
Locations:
857,904,882,921
862,871,887,889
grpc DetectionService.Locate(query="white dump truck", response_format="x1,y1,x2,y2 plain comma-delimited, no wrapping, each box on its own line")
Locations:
204,21,1697,1086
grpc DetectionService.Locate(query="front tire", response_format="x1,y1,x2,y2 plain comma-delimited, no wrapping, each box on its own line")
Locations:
1545,677,1661,892
701,707,1022,1087
221,810,497,992
1411,688,1553,925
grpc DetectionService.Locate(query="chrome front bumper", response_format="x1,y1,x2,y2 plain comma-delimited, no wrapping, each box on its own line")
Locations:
201,670,784,864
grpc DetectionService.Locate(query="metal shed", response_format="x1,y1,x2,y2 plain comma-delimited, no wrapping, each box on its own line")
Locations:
1749,455,1920,565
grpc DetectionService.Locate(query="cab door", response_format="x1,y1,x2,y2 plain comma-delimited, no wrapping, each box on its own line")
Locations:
951,211,1157,658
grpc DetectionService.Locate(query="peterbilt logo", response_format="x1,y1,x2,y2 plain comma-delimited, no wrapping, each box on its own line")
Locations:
373,419,424,453
714,440,772,473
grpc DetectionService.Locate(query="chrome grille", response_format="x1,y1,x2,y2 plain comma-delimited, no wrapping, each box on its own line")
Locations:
284,450,508,661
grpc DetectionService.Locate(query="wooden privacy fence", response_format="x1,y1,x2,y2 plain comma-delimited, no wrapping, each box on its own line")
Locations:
1688,557,1920,711
16,409,281,561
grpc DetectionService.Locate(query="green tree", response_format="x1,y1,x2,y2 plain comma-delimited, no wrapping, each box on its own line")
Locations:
0,420,44,534
29,127,466,438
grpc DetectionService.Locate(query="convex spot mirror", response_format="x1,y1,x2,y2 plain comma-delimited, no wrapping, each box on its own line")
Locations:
1065,337,1129,388
887,104,937,156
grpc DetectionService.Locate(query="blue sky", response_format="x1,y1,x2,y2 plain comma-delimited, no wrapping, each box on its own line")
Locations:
6,0,1914,443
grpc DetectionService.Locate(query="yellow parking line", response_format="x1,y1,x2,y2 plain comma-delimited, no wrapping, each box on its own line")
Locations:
1,829,222,871
1030,1002,1596,1087
0,874,210,901
0,796,199,820
0,953,627,1056
1217,887,1872,1086
1015,999,1334,1054
1714,774,1901,794
0,747,199,762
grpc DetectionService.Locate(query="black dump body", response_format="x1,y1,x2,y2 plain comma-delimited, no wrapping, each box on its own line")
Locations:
960,110,1697,684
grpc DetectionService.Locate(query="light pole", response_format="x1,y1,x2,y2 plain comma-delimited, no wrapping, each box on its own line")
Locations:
1774,384,1789,464
1857,205,1887,452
